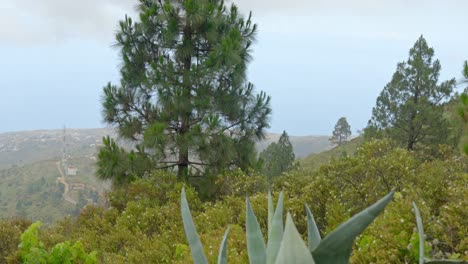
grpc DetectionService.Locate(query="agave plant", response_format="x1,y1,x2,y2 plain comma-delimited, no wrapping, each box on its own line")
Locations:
181,188,394,264
412,203,466,264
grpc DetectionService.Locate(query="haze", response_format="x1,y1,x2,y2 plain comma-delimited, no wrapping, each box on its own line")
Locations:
0,0,467,135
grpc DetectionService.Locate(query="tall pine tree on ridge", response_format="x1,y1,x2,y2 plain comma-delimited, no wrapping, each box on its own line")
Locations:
366,35,455,152
97,0,271,182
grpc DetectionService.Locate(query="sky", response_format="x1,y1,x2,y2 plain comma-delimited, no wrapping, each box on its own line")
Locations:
0,0,467,136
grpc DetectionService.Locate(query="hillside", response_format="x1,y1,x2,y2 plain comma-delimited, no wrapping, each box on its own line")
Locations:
0,160,108,223
0,128,115,222
256,133,332,158
0,128,115,169
0,128,331,168
299,136,364,171
0,128,331,222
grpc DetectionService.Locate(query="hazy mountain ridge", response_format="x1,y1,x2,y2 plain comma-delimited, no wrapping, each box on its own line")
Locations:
0,128,332,168
0,128,331,222
256,133,333,158
0,128,113,169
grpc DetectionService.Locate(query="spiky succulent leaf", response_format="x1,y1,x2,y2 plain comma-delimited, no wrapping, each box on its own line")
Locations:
268,191,274,234
275,213,315,264
425,260,467,263
413,202,425,264
181,188,208,264
246,197,266,264
312,191,394,263
267,192,284,264
305,204,321,252
412,203,465,264
217,228,230,264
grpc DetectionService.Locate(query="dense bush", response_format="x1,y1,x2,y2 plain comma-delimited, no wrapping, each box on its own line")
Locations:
4,139,467,263
7,221,97,264
0,218,32,264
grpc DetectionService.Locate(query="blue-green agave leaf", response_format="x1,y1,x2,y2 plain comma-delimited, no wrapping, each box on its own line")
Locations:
181,188,208,264
217,227,230,264
267,192,284,264
413,202,425,264
312,191,394,263
268,191,274,234
412,204,465,264
305,204,321,252
246,197,266,264
275,213,315,264
425,260,467,263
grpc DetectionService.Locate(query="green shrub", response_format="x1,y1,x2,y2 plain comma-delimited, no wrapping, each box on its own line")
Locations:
0,218,32,264
17,221,97,264
9,140,465,263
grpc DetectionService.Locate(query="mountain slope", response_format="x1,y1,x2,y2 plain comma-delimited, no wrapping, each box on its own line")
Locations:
299,136,364,171
256,133,332,158
0,128,331,222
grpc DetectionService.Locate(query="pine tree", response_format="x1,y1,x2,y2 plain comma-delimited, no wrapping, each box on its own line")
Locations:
259,131,295,181
459,61,468,155
329,117,351,146
366,36,456,151
98,0,271,182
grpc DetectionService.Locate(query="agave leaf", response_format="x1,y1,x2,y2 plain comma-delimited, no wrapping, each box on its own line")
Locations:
413,202,425,264
246,197,266,264
267,192,284,264
412,204,465,264
268,191,274,234
181,188,208,264
425,260,467,263
312,191,394,263
305,204,321,252
275,213,315,264
217,227,230,264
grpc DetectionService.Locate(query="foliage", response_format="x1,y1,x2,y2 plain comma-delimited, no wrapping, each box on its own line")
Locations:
212,169,268,198
96,136,151,186
287,139,467,263
457,85,468,155
366,35,456,152
299,136,363,171
412,203,466,263
462,61,468,87
329,117,351,146
98,0,271,181
15,221,97,264
0,160,102,224
181,187,394,263
258,131,295,181
5,139,466,263
0,218,32,264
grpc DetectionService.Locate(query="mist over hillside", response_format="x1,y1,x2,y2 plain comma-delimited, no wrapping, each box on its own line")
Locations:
0,128,331,222
0,128,331,168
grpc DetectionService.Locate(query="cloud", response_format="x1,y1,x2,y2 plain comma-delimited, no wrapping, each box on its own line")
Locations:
229,0,468,17
0,0,137,45
1,0,466,45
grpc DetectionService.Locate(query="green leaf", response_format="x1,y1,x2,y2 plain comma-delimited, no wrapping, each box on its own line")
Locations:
305,204,321,252
181,188,208,264
267,192,284,264
413,202,425,264
217,227,230,264
275,213,315,264
312,191,394,263
246,197,266,264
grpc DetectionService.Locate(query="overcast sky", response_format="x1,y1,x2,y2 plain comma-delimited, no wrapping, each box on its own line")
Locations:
0,0,467,136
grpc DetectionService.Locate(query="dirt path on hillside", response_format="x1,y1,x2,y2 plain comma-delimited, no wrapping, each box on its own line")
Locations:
56,161,77,205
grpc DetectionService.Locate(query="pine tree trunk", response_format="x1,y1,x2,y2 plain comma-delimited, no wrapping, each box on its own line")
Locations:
408,76,420,151
178,22,192,179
